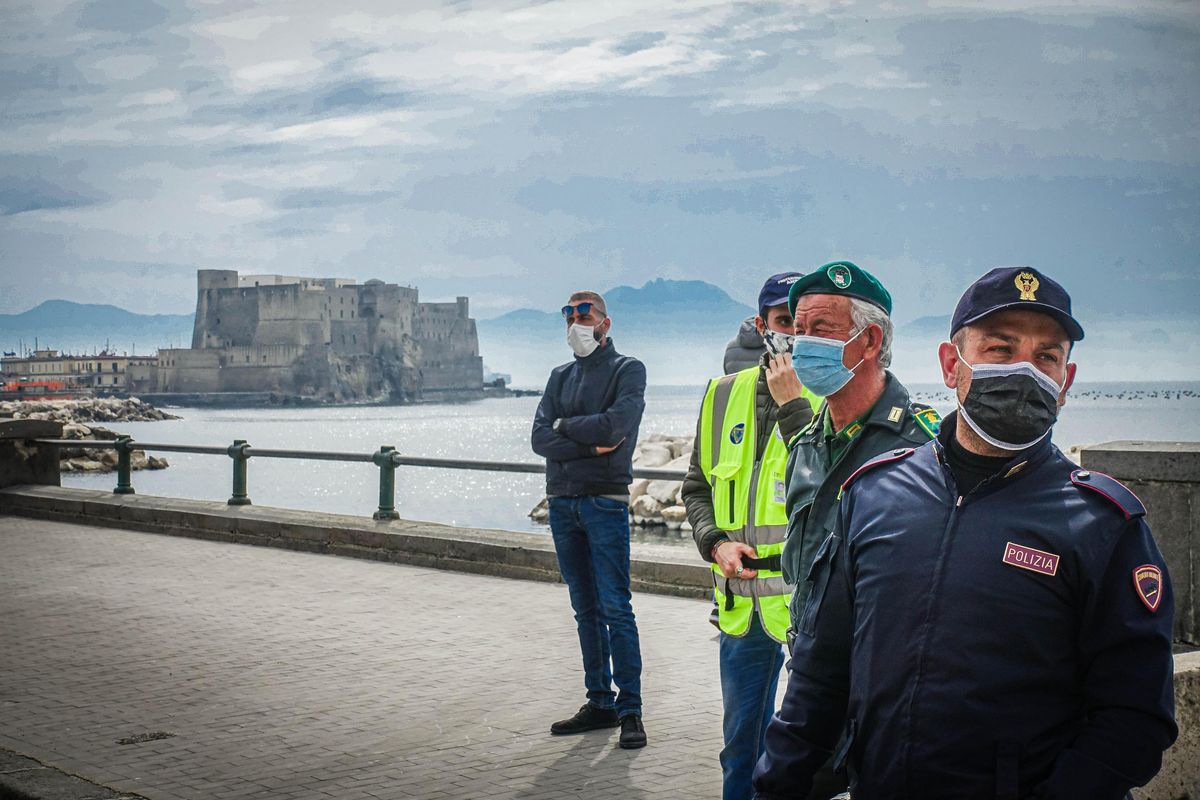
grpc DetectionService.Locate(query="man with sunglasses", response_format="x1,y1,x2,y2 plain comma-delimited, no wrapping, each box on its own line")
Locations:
531,290,648,749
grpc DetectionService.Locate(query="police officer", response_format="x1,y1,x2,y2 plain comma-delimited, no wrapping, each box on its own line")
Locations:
753,267,1177,800
772,260,939,799
682,272,822,800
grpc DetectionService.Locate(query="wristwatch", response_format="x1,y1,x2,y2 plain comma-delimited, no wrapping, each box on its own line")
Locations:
552,418,563,433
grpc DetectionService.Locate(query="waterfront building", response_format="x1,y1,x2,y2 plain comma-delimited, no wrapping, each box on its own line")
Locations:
154,270,483,401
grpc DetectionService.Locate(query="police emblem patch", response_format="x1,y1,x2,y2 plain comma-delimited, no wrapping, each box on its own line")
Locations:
827,264,853,289
1002,542,1059,576
1015,270,1040,301
1133,565,1163,612
913,407,941,438
729,422,745,445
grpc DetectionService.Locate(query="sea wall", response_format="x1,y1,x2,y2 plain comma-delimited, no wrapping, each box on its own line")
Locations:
1081,441,1200,646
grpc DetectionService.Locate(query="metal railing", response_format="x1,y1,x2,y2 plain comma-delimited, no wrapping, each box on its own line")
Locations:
34,438,687,520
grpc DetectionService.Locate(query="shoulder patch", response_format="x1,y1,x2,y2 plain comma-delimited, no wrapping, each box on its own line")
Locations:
1070,469,1146,520
839,447,915,498
911,405,941,439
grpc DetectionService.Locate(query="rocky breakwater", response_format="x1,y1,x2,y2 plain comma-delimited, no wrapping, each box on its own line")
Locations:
0,398,176,473
528,433,695,532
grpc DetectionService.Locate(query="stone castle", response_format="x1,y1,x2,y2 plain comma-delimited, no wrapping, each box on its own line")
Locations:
155,270,483,401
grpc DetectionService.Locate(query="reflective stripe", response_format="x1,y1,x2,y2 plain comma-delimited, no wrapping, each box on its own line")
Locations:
755,523,788,546
715,572,791,598
705,373,738,476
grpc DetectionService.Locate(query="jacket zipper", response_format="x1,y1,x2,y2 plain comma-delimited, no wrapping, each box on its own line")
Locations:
902,487,963,796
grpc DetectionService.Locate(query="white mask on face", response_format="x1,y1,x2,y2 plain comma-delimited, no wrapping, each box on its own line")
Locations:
567,323,600,357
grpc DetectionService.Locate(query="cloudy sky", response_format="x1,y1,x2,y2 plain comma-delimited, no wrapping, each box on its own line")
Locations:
1,0,1198,336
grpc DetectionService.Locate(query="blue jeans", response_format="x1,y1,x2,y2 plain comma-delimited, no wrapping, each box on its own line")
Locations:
720,613,785,800
548,495,643,718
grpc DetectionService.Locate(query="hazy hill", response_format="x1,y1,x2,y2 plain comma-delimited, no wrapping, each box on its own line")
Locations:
477,279,756,385
0,300,194,354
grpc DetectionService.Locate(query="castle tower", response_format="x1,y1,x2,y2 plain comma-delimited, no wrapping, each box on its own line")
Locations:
192,270,238,349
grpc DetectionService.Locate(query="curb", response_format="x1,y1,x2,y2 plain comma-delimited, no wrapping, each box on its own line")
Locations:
0,749,145,800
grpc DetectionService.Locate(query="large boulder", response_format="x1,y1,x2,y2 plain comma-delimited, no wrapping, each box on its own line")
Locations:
660,505,688,530
634,443,673,468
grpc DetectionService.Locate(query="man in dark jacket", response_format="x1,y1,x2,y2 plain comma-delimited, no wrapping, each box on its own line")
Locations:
724,315,767,374
753,267,1177,800
683,272,821,800
531,290,648,750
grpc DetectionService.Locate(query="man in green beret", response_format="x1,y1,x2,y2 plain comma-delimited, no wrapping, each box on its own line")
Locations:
758,260,940,798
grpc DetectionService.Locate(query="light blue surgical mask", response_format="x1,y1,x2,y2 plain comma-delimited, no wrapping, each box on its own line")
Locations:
790,327,866,396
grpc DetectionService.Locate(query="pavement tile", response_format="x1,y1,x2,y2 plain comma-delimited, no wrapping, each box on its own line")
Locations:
0,516,784,799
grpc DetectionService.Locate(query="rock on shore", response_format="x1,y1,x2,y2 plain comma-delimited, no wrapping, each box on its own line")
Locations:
528,433,694,531
0,397,174,473
0,396,180,423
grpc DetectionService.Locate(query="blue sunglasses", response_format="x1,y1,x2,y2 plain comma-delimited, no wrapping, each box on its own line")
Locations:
561,302,603,319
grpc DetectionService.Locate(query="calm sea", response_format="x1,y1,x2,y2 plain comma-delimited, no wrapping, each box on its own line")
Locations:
62,382,1200,536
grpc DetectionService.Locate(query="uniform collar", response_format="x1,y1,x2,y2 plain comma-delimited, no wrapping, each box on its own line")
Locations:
933,410,1055,482
801,370,911,442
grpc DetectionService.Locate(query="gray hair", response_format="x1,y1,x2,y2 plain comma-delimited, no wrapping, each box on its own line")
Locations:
848,297,893,369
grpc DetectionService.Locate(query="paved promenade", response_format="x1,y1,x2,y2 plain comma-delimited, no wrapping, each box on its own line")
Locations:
0,516,732,800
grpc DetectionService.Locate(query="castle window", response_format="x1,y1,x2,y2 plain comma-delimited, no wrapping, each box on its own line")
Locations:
263,355,267,362
351,311,354,318
216,317,220,324
246,355,250,363
352,334,356,344
340,310,344,318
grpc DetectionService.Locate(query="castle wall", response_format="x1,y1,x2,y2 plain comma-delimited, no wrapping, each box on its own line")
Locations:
416,297,483,392
174,272,482,400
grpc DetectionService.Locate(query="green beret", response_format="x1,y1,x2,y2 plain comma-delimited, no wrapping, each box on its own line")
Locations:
787,260,893,316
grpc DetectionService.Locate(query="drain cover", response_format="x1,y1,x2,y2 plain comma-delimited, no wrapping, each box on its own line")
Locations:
116,731,176,745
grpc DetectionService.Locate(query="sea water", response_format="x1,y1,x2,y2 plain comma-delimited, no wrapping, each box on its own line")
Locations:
61,382,1200,535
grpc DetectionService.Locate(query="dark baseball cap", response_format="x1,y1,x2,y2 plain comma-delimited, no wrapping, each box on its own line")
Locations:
951,266,1084,341
758,272,802,314
788,260,892,316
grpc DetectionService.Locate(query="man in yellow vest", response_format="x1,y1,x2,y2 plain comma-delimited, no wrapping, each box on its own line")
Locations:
682,273,822,800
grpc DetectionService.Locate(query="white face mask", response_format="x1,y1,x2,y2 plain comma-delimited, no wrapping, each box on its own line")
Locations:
567,323,600,357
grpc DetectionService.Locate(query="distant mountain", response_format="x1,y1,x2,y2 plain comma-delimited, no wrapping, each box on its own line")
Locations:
479,278,755,336
0,300,194,354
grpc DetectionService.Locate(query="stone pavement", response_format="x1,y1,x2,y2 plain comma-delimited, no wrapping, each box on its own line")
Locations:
0,516,736,800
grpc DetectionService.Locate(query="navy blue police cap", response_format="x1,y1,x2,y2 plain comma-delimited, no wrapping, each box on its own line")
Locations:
951,266,1084,341
758,272,802,315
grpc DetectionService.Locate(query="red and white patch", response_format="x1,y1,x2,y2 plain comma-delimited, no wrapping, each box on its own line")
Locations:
1133,565,1163,612
1002,542,1060,577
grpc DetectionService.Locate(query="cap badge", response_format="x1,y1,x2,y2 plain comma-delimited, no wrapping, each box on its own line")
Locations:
1002,542,1059,576
828,264,852,289
1133,564,1163,612
1015,271,1040,301
729,422,745,445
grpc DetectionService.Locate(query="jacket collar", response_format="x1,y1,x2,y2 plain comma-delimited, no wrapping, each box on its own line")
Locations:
574,338,620,367
933,409,1055,481
800,370,912,441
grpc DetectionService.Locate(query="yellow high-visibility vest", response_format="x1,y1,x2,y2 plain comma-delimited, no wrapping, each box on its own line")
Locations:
698,367,819,643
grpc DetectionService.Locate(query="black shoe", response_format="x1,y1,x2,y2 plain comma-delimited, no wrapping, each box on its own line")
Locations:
550,704,620,735
618,715,646,749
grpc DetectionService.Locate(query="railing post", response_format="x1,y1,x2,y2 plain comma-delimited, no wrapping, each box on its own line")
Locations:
372,445,400,520
227,439,251,506
113,436,135,495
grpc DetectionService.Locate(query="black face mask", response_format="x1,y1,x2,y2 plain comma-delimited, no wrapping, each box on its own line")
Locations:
956,353,1062,451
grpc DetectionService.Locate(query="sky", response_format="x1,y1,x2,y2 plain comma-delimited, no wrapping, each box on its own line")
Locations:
1,1,1198,351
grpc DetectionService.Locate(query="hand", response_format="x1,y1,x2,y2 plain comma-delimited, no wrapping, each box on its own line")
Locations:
765,353,804,407
713,540,758,579
594,437,626,455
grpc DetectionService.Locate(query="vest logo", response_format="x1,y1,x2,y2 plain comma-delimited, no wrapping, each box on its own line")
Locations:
729,423,745,445
1133,564,1163,612
1002,542,1059,576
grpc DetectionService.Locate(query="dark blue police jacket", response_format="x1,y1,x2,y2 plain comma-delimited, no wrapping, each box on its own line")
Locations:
531,339,646,497
753,412,1177,800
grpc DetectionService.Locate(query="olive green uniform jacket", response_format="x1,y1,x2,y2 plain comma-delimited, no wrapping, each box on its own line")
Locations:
782,371,938,626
